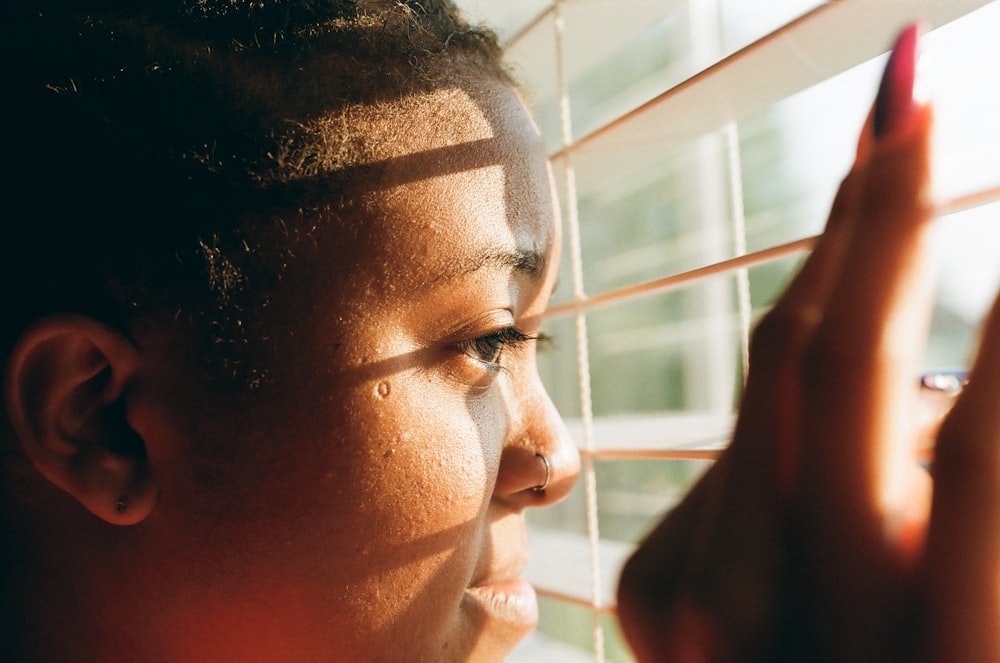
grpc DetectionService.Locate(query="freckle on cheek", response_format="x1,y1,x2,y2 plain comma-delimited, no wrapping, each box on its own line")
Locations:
375,381,391,399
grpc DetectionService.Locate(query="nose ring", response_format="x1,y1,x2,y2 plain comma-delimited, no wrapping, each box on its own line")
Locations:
532,453,551,492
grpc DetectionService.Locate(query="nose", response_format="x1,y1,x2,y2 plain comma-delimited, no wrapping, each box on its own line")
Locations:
493,372,580,507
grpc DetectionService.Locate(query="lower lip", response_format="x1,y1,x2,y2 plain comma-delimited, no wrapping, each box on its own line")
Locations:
464,576,539,631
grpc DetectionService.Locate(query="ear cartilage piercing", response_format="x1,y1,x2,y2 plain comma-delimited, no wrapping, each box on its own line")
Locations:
532,453,551,492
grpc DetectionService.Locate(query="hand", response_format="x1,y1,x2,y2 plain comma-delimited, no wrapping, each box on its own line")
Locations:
617,23,1000,662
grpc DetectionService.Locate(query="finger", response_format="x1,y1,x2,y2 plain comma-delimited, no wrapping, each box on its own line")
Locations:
787,26,935,659
923,293,1000,659
798,24,934,537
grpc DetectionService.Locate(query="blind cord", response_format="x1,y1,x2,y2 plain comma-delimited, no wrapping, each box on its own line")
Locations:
553,3,606,662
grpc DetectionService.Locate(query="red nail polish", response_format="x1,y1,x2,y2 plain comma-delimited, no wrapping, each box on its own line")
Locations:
873,22,926,139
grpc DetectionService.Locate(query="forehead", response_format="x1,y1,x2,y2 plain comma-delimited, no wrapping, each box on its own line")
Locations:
342,82,558,287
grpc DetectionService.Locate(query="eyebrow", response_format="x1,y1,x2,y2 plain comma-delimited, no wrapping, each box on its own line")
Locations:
438,247,546,282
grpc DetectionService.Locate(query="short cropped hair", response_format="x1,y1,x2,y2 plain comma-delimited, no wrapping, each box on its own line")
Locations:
2,0,511,388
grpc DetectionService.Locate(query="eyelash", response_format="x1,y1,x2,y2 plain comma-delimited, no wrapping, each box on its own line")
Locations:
457,327,550,372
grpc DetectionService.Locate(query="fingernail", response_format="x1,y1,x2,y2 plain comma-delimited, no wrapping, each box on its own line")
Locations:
873,22,927,139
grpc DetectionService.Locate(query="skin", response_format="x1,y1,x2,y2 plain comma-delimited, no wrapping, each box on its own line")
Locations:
1,80,579,662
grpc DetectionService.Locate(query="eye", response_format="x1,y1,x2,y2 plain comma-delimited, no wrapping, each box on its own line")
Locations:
456,327,543,372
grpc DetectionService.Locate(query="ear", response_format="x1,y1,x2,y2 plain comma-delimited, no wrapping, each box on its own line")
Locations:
4,315,158,525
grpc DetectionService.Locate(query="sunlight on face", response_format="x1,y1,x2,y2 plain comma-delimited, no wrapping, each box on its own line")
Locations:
128,82,579,662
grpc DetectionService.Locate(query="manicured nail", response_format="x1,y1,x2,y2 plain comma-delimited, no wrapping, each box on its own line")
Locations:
873,22,926,139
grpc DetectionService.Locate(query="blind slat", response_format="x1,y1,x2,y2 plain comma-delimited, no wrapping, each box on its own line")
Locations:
544,185,1000,318
550,0,994,161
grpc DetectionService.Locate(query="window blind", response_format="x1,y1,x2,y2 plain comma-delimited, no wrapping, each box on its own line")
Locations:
454,1,1000,661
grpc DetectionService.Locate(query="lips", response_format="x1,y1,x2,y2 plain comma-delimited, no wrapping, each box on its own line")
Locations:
464,574,539,631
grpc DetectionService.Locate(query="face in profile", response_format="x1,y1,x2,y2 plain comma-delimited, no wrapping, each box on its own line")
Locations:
45,81,578,662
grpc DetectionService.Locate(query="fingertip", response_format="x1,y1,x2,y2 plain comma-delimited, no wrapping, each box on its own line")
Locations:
874,21,929,141
855,21,934,167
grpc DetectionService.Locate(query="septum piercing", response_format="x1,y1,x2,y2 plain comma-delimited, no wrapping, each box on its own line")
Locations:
532,453,551,492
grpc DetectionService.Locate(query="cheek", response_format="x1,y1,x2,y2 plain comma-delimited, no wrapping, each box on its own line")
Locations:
248,370,509,562
350,376,504,528
291,377,507,638
174,372,504,566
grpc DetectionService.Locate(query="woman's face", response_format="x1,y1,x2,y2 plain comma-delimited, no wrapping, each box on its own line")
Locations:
128,82,579,661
